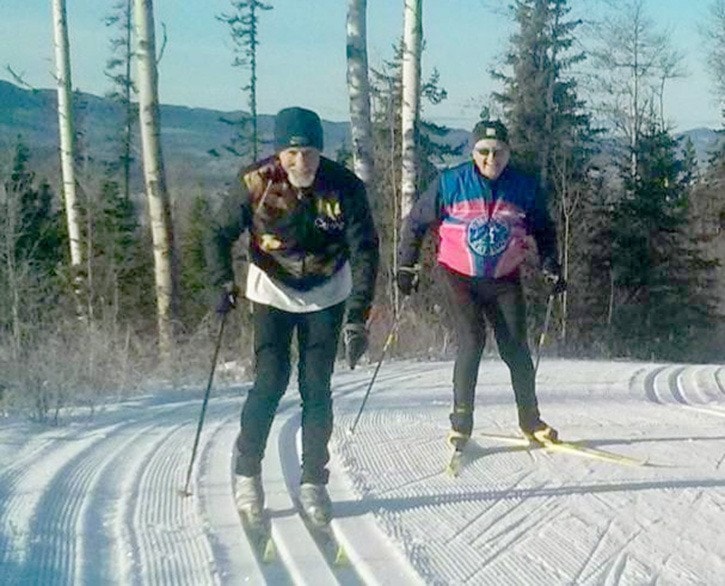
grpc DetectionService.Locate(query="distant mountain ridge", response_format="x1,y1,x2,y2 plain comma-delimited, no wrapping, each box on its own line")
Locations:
0,80,721,195
0,79,354,194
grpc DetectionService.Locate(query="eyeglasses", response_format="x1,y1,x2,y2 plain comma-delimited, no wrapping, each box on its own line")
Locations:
475,147,507,158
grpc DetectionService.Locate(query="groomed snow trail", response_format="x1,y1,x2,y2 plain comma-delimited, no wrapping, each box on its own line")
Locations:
0,359,723,584
332,359,725,585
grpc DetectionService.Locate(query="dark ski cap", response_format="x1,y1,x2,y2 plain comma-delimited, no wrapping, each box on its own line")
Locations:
274,107,324,152
471,119,509,146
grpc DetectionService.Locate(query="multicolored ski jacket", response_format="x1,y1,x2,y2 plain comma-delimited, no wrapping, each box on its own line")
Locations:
398,161,558,279
207,155,379,323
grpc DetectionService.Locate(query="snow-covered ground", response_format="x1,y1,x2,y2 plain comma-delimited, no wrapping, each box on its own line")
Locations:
1,358,724,585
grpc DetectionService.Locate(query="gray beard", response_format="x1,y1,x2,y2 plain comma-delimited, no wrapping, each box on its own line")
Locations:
287,171,315,188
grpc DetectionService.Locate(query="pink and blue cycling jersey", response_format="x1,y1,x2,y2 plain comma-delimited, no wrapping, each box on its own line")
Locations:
398,161,557,279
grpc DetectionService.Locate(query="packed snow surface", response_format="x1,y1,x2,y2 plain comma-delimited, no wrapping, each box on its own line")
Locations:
1,358,724,584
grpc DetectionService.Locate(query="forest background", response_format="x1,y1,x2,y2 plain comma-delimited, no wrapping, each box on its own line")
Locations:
0,0,724,423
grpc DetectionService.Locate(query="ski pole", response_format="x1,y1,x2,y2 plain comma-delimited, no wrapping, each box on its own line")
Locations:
180,312,227,497
534,292,555,375
348,302,406,436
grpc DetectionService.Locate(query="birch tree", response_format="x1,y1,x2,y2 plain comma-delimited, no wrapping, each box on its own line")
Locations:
134,0,178,359
703,0,725,116
400,0,422,218
346,0,375,193
51,0,82,269
589,0,683,177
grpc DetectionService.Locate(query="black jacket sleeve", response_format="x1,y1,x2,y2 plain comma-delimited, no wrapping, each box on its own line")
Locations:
205,172,252,287
530,182,558,265
342,179,380,325
397,176,440,268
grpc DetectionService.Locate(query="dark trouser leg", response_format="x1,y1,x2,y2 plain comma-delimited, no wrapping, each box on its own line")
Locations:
296,302,345,485
442,269,486,436
235,303,294,476
484,281,540,428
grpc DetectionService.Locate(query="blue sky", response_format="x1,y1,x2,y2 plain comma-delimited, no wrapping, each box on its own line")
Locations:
0,0,720,131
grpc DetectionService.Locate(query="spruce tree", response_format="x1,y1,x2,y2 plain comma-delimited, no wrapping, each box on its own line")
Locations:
609,124,719,360
217,1,273,162
0,143,64,355
491,0,597,349
104,0,136,202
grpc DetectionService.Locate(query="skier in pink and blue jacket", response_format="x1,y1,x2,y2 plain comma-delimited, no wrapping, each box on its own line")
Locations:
396,119,565,448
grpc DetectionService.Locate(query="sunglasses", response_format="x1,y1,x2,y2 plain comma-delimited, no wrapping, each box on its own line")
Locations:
475,147,507,158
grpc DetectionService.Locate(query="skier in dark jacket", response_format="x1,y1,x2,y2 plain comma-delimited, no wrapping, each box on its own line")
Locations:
396,119,564,450
207,107,379,527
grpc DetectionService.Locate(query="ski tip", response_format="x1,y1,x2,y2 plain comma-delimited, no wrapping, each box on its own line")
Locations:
261,539,276,563
333,546,349,566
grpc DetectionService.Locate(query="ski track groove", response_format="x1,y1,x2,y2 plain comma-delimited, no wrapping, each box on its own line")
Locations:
79,411,194,585
19,422,128,585
642,364,725,420
0,400,192,584
193,410,280,586
642,365,666,404
0,425,124,584
131,413,220,586
3,359,725,584
23,416,178,586
714,366,725,395
113,415,198,584
121,407,218,586
668,366,689,405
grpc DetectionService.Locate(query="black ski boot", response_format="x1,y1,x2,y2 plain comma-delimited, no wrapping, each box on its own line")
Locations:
521,420,559,444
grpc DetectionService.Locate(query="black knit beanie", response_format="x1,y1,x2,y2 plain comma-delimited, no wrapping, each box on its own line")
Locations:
274,107,324,151
471,119,509,145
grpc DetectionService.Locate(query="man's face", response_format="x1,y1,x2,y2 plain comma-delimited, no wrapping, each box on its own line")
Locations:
278,147,321,188
472,139,510,180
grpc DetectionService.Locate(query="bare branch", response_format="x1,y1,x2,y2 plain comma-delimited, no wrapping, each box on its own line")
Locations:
5,66,36,90
156,22,168,64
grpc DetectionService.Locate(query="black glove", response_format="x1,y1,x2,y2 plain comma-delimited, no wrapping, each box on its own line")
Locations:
541,257,566,294
396,266,420,296
343,323,368,370
216,283,239,315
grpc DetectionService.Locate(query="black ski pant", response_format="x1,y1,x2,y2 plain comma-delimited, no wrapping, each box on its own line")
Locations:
441,267,540,435
235,301,345,485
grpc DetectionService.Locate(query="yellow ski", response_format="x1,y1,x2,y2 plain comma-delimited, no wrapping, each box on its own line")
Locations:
478,432,648,467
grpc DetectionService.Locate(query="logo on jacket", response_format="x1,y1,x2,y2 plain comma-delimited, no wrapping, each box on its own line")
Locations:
314,198,345,232
467,216,510,257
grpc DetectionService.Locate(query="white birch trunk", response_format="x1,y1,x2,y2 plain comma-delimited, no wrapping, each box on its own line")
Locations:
134,0,177,359
400,0,422,219
346,0,375,193
52,0,82,268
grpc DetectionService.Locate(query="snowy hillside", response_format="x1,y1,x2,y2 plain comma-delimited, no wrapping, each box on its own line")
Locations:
1,358,724,585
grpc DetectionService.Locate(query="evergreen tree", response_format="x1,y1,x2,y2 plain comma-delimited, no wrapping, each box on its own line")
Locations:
178,194,215,328
609,124,719,360
91,179,154,329
104,0,136,201
0,143,64,355
491,0,597,349
217,1,273,162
